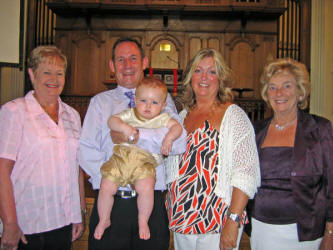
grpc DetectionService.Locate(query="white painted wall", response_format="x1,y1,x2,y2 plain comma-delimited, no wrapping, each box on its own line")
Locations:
323,0,333,122
310,0,333,122
0,0,21,64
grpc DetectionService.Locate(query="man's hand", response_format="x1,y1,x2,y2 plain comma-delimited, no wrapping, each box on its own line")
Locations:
123,126,138,143
72,223,84,242
0,222,27,250
110,130,139,144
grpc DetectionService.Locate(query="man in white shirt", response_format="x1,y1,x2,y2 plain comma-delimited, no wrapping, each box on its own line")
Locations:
79,37,186,250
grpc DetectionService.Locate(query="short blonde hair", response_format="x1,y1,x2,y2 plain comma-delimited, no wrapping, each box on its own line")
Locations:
181,48,233,111
28,45,67,73
136,77,168,101
260,58,310,110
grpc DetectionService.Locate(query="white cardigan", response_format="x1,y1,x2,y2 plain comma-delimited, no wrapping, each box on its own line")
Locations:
165,104,261,205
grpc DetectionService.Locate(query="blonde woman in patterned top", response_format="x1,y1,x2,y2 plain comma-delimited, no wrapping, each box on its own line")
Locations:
165,48,261,250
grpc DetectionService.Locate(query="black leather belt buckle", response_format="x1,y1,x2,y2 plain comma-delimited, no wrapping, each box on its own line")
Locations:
116,190,137,199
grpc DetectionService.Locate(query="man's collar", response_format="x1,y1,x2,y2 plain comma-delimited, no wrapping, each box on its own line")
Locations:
117,85,136,94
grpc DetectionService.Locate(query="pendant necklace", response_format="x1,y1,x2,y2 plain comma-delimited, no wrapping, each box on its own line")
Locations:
273,117,297,131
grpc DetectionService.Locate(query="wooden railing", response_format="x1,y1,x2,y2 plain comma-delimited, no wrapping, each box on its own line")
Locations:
236,98,266,122
61,95,91,123
47,0,284,14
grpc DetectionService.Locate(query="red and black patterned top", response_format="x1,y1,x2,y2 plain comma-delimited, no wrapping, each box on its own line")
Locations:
166,120,246,234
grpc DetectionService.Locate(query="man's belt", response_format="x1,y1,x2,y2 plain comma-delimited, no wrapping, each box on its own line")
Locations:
116,190,137,199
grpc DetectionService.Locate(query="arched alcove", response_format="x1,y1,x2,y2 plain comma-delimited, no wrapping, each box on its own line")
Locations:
230,42,255,98
149,34,182,69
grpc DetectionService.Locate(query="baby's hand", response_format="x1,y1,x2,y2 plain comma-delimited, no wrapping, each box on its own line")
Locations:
161,137,173,156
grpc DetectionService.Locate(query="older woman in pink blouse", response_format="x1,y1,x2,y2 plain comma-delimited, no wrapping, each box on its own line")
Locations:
0,46,85,250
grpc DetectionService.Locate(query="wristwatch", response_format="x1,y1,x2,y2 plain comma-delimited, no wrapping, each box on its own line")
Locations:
227,210,241,227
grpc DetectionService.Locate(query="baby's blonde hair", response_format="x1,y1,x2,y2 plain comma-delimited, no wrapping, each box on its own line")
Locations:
136,77,168,101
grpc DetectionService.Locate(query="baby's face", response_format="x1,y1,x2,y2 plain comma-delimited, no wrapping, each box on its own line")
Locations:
135,87,166,120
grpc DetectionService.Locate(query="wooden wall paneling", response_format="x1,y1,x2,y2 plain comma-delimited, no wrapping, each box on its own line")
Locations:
189,37,202,61
98,32,109,91
251,35,277,100
131,35,143,46
220,33,228,62
70,32,107,95
104,36,120,82
207,37,220,51
260,35,277,73
226,34,259,98
230,42,255,98
56,33,74,93
178,34,186,70
0,67,25,105
188,34,223,59
221,36,233,94
201,39,207,49
47,1,286,109
182,34,190,70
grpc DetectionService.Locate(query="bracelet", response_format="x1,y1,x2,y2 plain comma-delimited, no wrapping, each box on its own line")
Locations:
326,229,333,236
81,208,87,215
